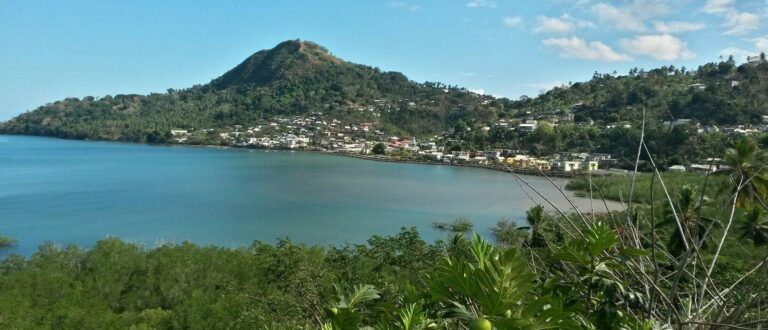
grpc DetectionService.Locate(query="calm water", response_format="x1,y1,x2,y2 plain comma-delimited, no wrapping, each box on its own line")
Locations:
0,136,613,255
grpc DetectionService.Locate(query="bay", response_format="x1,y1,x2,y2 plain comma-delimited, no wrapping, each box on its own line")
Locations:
0,135,619,255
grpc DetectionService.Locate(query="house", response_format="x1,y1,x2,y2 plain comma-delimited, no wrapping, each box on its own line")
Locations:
484,150,502,159
517,123,537,133
505,155,531,168
581,161,599,172
687,164,715,174
469,156,488,164
530,159,552,171
747,55,765,64
668,165,686,172
598,158,619,169
452,151,471,161
425,152,444,160
590,153,612,162
572,152,590,161
663,119,693,127
552,160,582,172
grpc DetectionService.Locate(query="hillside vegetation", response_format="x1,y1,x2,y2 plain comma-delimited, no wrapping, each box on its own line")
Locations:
2,42,766,168
0,40,505,142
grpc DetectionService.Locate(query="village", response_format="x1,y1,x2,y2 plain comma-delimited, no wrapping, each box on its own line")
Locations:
165,100,758,176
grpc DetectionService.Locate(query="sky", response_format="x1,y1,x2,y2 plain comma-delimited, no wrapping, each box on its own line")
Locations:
1,0,767,120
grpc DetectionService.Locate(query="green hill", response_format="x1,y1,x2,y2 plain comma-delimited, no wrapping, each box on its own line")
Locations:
515,58,768,125
0,40,506,143
1,40,766,158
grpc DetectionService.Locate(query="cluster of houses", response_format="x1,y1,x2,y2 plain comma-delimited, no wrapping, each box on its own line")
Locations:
668,158,732,174
663,118,768,135
169,113,390,152
418,149,611,172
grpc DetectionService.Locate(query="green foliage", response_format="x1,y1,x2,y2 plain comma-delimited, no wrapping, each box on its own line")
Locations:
432,217,474,235
0,236,16,248
4,42,766,167
0,40,506,141
738,206,768,247
567,171,723,204
372,142,386,155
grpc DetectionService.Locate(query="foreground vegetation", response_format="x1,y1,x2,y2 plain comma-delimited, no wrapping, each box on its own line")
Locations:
0,211,764,329
1,138,767,329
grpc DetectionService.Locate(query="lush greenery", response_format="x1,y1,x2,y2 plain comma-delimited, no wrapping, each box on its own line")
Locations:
439,56,768,167
0,212,764,329
0,236,15,249
3,135,768,329
0,40,506,143
2,41,767,169
566,171,723,203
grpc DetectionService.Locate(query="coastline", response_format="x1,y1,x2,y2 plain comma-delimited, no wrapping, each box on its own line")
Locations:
2,134,624,213
1,133,588,179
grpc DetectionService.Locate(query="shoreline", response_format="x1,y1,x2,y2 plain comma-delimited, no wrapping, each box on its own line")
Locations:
2,133,589,179
3,134,623,212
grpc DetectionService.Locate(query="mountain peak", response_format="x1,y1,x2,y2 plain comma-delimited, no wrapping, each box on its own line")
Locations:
209,40,343,89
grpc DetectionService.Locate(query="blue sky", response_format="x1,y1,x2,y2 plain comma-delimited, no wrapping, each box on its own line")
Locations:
1,0,767,120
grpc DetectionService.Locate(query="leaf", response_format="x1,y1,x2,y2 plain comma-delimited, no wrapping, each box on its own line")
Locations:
397,303,426,330
338,284,380,309
619,247,648,258
586,223,617,256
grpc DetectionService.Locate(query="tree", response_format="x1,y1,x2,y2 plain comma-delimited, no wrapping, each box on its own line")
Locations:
490,219,526,247
718,138,768,207
372,143,386,155
738,206,768,247
659,185,718,257
518,205,549,248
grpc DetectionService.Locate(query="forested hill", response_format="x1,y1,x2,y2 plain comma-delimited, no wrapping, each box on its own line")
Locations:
0,39,767,144
0,40,505,142
515,56,768,126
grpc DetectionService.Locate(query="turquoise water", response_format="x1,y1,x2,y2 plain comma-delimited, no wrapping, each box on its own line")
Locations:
0,135,602,255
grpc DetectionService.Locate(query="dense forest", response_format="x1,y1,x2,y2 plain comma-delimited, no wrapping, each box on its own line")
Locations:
2,41,766,165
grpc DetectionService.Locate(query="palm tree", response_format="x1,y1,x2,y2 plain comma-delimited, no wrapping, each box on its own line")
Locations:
659,185,718,257
737,206,768,247
719,138,768,207
518,205,548,248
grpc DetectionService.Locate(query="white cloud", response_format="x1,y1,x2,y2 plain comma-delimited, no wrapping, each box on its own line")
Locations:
469,89,486,95
722,11,760,35
701,0,761,36
756,35,768,51
533,14,594,33
619,34,696,61
534,16,575,33
592,0,670,32
466,0,496,8
702,0,735,14
543,36,630,62
653,21,706,33
503,16,523,27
